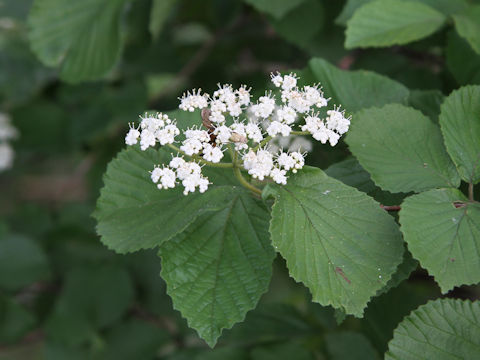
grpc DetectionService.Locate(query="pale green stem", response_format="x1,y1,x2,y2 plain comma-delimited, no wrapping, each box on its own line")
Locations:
290,130,310,136
231,144,262,196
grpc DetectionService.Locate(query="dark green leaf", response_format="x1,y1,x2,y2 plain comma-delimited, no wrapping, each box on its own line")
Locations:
94,146,236,253
308,58,409,112
265,167,404,316
28,0,126,83
345,0,446,49
453,5,480,55
346,104,460,193
439,85,480,184
149,0,178,40
385,299,480,359
159,191,275,347
400,188,480,292
0,234,50,291
326,332,379,360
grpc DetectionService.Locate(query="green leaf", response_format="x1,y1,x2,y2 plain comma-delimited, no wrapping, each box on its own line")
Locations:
28,0,126,83
337,0,468,26
407,89,444,122
101,319,169,360
325,157,407,206
361,282,439,353
94,146,235,253
446,30,480,86
439,85,480,184
0,234,50,291
149,0,178,40
385,299,480,359
308,58,409,112
45,264,134,345
0,296,36,343
453,5,480,55
265,167,404,317
243,0,306,19
269,0,324,48
159,191,275,347
400,188,480,292
346,104,461,193
376,247,417,296
345,0,446,49
326,332,379,360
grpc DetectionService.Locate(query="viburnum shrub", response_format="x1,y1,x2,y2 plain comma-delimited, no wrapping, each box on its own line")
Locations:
95,74,480,349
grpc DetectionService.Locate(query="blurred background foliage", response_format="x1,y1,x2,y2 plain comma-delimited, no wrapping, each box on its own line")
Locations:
0,0,479,358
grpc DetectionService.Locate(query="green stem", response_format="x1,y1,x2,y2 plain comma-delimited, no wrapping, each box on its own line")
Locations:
252,136,272,152
166,144,233,168
231,144,262,196
290,130,310,136
233,166,262,196
468,182,474,201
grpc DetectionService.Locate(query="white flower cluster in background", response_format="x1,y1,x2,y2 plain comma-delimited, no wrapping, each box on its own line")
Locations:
0,113,18,172
124,72,351,195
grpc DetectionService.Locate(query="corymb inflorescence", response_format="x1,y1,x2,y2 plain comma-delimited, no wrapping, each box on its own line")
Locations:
124,72,351,195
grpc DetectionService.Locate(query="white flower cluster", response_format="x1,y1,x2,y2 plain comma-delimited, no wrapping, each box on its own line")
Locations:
125,113,180,150
302,105,351,146
243,149,304,185
0,113,18,172
124,72,351,195
151,157,209,195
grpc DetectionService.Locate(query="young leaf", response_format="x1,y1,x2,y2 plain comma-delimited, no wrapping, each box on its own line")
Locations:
94,146,235,253
439,85,480,184
385,299,480,359
159,191,275,347
264,167,404,317
308,58,409,113
28,0,126,83
452,5,480,55
346,104,460,193
399,188,480,293
446,30,480,86
345,0,446,49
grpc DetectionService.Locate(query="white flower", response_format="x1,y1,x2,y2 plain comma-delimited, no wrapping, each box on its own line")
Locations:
290,151,305,173
213,125,232,144
227,102,242,117
180,138,204,155
245,122,263,143
303,85,328,108
284,89,311,113
169,156,185,168
326,106,350,135
251,93,276,118
282,73,297,91
276,106,297,125
243,149,273,181
271,72,283,87
213,84,236,104
0,143,14,171
210,99,227,114
151,166,176,189
140,129,156,150
277,152,296,170
202,144,224,163
266,121,291,137
125,125,140,145
179,89,209,112
271,167,287,184
235,85,251,106
209,111,225,124
156,124,180,145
